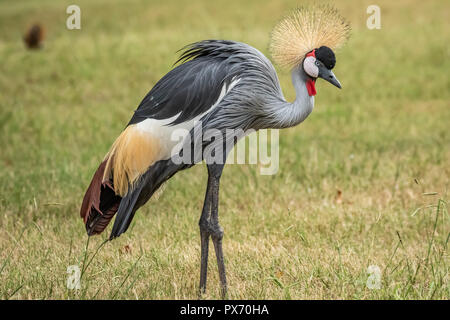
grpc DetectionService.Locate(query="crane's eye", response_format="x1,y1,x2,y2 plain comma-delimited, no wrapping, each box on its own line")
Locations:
315,60,320,66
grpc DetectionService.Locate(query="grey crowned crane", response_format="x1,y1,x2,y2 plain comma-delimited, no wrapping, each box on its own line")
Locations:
80,5,350,297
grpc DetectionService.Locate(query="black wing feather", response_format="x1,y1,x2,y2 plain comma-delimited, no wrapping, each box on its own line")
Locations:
109,160,191,239
128,40,242,126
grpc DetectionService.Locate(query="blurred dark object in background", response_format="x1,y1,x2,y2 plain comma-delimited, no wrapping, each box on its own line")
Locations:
24,23,45,49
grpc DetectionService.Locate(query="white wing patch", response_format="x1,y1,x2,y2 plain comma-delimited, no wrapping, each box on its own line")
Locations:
135,78,241,160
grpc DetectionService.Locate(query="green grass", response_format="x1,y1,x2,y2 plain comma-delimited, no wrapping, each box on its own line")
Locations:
0,0,449,299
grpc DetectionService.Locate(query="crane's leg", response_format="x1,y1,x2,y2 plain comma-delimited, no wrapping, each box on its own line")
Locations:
207,164,227,298
198,163,227,298
199,174,213,295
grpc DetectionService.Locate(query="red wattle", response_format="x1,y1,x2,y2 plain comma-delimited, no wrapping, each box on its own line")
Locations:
306,79,316,96
305,49,317,96
306,50,316,58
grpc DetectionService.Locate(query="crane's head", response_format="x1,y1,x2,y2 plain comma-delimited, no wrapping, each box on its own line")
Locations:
302,46,341,89
270,5,350,91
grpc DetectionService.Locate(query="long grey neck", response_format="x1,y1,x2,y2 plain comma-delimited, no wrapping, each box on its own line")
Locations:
266,67,315,129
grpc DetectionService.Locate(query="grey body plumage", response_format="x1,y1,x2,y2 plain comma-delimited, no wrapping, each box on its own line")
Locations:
131,40,314,132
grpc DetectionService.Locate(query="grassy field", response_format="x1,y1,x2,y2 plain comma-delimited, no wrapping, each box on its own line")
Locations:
0,0,449,299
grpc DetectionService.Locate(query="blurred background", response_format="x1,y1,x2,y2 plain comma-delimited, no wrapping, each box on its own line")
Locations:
0,0,448,299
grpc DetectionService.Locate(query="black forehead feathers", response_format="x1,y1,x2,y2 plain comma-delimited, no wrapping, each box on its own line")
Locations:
315,46,336,69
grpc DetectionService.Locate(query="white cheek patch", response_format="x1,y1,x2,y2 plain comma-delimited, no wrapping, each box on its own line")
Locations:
303,56,319,78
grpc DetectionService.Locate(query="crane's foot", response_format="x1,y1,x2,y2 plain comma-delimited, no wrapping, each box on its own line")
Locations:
198,220,227,299
211,226,227,299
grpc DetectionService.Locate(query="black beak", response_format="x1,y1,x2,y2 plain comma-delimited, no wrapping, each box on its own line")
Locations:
318,65,341,89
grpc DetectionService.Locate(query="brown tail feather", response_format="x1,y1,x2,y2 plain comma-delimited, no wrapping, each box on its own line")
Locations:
80,160,122,235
